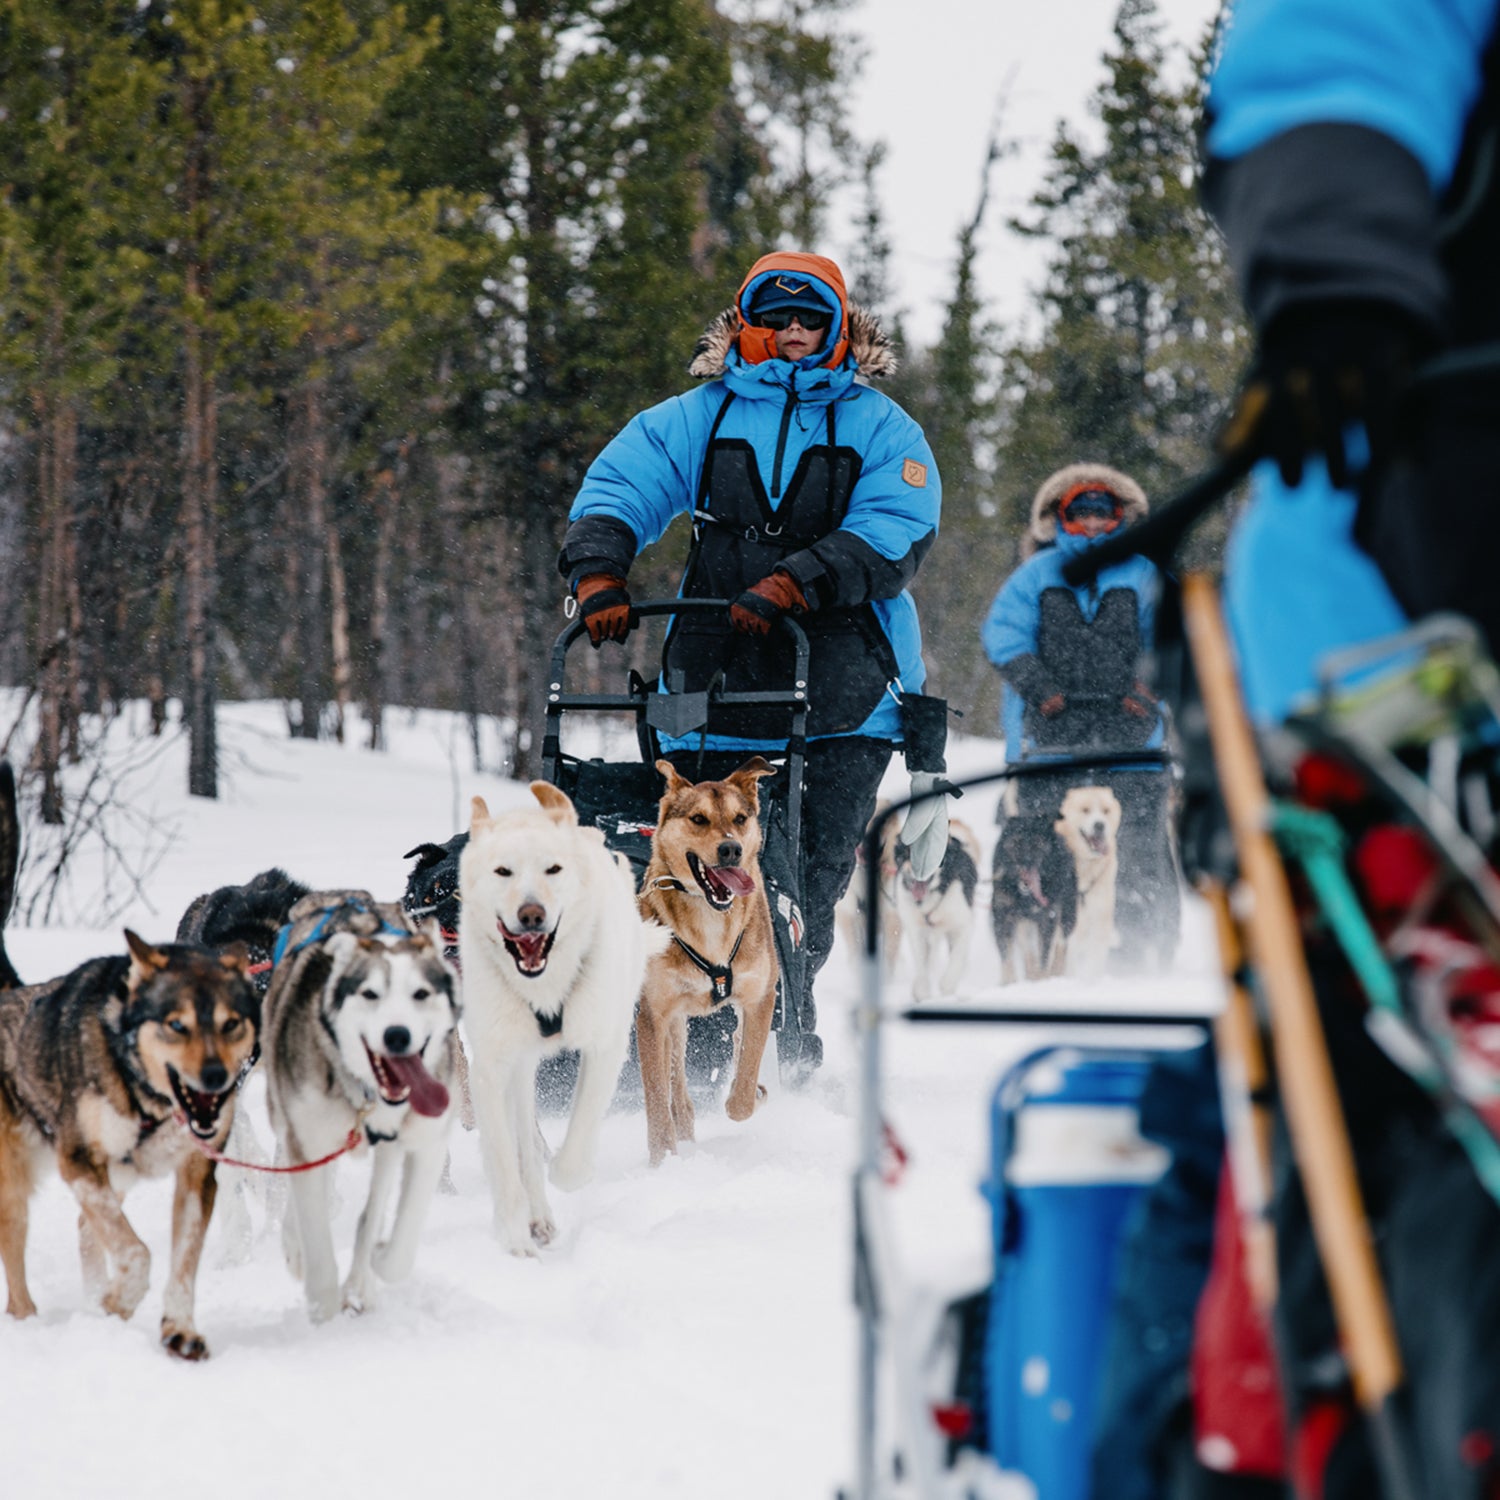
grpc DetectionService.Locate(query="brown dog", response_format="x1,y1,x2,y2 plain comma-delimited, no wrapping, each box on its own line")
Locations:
0,931,259,1358
637,757,778,1166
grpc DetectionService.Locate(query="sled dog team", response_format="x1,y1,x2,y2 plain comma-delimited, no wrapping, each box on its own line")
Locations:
837,781,1125,999
0,757,779,1357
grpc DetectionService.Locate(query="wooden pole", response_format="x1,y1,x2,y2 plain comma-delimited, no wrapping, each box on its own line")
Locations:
1182,573,1417,1492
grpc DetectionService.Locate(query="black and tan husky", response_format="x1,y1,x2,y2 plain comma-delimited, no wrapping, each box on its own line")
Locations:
0,926,260,1359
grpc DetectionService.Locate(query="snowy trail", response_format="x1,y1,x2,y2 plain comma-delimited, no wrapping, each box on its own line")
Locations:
0,706,1223,1499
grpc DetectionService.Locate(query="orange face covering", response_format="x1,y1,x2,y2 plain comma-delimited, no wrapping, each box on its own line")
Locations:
1057,482,1124,536
735,251,850,369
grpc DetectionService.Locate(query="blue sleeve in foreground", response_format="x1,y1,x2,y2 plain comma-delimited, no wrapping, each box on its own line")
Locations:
1207,0,1496,189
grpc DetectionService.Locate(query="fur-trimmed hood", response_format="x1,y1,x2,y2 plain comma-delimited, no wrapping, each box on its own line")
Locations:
1023,462,1149,557
688,303,898,382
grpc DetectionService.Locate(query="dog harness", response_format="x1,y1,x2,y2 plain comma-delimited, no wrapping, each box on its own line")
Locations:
271,899,410,967
534,1006,563,1038
671,929,746,1005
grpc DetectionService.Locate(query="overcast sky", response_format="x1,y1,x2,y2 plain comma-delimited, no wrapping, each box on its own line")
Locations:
843,0,1223,347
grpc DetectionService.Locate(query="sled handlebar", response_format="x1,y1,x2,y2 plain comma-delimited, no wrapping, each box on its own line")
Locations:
548,597,809,689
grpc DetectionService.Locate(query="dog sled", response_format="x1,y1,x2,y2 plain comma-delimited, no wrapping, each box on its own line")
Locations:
845,754,1219,1500
538,597,816,1097
999,696,1183,978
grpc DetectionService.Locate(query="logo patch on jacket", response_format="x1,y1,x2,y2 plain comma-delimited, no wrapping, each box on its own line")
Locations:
902,458,928,488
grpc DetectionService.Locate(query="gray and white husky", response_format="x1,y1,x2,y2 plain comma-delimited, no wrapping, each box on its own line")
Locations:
262,894,460,1321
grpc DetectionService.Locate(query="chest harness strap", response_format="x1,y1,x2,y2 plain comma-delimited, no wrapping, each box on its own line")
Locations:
672,929,746,1005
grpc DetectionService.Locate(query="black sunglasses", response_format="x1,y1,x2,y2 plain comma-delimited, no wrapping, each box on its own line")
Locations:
754,306,832,332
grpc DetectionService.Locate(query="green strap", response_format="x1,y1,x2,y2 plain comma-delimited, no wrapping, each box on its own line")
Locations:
1271,801,1500,1203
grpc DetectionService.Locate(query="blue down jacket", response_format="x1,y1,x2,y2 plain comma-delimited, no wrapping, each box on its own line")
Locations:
560,294,940,748
982,529,1164,762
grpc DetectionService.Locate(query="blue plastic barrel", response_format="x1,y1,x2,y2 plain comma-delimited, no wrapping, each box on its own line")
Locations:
981,1049,1167,1500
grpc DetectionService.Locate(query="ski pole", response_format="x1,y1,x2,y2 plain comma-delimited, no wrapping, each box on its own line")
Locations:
1183,572,1422,1500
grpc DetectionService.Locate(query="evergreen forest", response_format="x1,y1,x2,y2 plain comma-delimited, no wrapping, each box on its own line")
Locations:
0,0,1245,814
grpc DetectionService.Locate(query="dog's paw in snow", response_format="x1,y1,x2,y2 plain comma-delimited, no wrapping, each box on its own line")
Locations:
341,1276,375,1315
372,1239,416,1283
495,1213,552,1257
548,1148,594,1192
306,1279,342,1324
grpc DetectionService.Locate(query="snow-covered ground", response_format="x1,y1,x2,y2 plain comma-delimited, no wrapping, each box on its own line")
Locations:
0,703,1222,1499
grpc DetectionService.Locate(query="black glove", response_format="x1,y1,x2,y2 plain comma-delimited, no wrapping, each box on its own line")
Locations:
1216,301,1430,489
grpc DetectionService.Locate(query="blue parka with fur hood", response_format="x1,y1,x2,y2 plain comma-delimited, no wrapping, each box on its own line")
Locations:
558,252,940,748
982,463,1163,761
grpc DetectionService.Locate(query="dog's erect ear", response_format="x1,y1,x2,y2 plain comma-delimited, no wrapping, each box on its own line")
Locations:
530,781,578,826
124,929,168,983
403,842,453,872
727,755,776,799
219,941,252,974
655,759,691,796
469,795,492,832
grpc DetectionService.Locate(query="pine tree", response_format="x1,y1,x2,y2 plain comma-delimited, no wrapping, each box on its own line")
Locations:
229,0,466,744
891,132,1009,732
729,0,863,246
0,6,155,817
999,0,1245,553
380,0,773,775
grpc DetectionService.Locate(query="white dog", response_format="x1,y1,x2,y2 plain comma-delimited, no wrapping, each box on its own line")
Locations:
460,782,667,1256
895,820,981,1002
1054,785,1122,979
262,899,460,1321
834,799,903,974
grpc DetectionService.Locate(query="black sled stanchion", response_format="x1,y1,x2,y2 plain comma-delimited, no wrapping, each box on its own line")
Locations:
849,755,1217,1500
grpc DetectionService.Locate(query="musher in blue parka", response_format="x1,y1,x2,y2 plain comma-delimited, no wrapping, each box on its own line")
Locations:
557,251,948,1079
1165,4,1500,1497
982,463,1178,969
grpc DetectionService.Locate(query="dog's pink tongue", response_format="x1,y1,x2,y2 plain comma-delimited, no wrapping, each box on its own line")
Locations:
385,1053,450,1118
712,866,755,896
